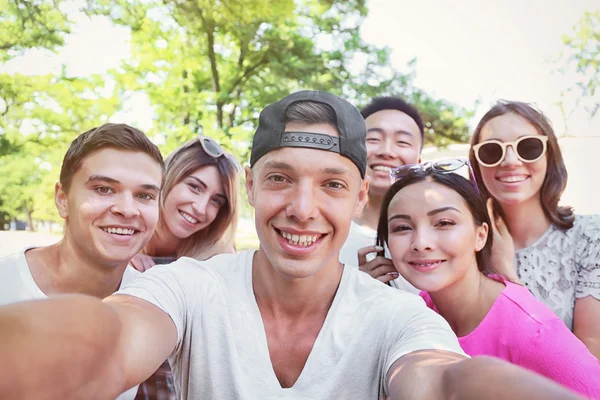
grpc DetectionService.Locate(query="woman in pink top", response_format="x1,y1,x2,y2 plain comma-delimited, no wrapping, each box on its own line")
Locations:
375,160,600,398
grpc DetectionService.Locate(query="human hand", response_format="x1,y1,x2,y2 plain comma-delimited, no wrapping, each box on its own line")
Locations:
487,199,520,283
357,245,399,284
130,254,157,272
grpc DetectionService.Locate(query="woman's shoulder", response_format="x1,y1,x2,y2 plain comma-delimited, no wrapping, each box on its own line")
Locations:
497,280,563,325
571,214,600,236
524,214,600,252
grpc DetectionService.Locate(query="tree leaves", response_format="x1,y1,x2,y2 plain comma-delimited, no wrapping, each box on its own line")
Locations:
560,11,600,117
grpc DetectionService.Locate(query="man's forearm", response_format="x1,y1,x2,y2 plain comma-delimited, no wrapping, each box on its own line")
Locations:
388,352,584,400
442,356,583,400
0,295,126,400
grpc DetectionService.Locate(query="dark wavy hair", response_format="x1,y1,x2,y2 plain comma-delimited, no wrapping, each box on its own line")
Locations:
469,101,574,230
376,173,494,275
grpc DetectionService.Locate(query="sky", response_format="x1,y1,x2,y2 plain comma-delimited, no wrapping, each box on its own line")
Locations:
2,0,600,138
361,0,600,135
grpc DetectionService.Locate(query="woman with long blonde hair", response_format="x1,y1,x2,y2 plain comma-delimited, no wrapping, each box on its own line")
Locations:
131,135,240,271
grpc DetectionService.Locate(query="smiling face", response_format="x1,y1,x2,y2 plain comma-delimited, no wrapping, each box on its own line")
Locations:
477,113,547,208
385,180,488,293
365,109,422,197
55,148,162,267
247,122,368,280
162,165,226,239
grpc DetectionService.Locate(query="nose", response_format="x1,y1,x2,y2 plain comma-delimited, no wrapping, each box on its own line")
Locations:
111,193,140,219
191,195,210,218
411,227,434,252
500,145,521,167
286,181,318,222
375,137,394,158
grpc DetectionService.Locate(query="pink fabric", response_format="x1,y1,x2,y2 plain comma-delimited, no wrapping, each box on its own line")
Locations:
421,279,600,399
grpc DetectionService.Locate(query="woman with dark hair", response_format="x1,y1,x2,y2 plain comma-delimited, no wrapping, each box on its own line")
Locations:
469,101,600,357
376,161,600,397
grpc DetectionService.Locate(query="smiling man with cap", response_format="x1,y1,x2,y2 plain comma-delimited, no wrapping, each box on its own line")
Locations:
0,91,587,400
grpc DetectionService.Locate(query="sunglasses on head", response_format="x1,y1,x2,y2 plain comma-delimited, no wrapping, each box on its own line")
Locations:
198,135,242,172
390,158,479,194
472,135,548,168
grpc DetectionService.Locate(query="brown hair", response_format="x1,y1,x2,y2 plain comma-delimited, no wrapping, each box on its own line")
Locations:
284,101,337,125
60,123,164,192
160,138,240,259
469,101,574,230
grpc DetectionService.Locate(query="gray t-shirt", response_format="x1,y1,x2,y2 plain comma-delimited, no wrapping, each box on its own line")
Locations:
119,251,464,399
516,214,600,330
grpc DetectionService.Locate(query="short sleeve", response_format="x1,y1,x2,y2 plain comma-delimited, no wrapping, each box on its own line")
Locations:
382,300,466,395
517,319,600,397
576,215,600,300
117,258,205,355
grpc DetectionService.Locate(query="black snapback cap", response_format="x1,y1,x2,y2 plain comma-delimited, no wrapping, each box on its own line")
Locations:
250,90,367,178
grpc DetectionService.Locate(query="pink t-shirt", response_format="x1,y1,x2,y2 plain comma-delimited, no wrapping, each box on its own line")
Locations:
421,279,600,398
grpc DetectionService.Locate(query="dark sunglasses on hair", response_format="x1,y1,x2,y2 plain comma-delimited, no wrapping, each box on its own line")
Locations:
198,135,242,172
472,135,548,168
390,158,479,194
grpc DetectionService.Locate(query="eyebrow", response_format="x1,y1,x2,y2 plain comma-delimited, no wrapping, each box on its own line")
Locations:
263,161,351,176
388,206,461,222
322,167,351,175
188,176,226,198
427,206,461,216
86,175,161,192
367,128,414,137
188,175,208,189
262,160,293,170
86,175,120,185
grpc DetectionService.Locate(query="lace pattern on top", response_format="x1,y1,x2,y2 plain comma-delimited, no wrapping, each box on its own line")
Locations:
515,214,600,330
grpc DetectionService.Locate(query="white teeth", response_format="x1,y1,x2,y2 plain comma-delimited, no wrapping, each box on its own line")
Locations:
280,231,319,246
412,261,441,267
103,227,135,235
498,175,527,183
372,165,393,172
180,211,198,224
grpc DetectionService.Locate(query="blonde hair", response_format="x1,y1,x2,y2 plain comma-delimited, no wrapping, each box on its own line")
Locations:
160,138,240,259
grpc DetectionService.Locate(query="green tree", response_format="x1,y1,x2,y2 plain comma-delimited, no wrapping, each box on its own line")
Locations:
0,73,120,228
0,0,71,61
0,1,120,228
86,0,471,159
560,11,600,117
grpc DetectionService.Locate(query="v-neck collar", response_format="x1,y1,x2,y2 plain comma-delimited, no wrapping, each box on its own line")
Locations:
244,251,349,391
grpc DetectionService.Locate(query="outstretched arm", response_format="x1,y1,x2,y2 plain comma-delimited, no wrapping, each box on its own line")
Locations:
0,294,176,400
387,350,584,400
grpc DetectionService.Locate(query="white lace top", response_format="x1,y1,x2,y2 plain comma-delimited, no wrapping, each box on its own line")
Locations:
515,214,600,330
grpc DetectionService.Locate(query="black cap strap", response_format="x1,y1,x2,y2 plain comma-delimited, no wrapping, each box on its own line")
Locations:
280,131,340,153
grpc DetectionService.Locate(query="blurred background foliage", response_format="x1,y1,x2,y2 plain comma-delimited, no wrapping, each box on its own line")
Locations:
0,0,597,230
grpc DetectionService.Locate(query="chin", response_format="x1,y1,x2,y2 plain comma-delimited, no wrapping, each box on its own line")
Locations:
369,184,391,197
271,256,325,279
493,194,532,208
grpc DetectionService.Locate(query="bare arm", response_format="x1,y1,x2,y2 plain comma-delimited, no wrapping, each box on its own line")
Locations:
387,350,584,400
574,296,600,359
0,294,176,400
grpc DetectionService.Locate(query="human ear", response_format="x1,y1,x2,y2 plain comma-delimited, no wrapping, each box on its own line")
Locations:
245,166,256,207
475,222,489,252
54,182,68,220
354,176,370,217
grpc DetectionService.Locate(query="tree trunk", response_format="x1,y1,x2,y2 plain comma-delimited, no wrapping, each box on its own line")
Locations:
23,202,35,232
